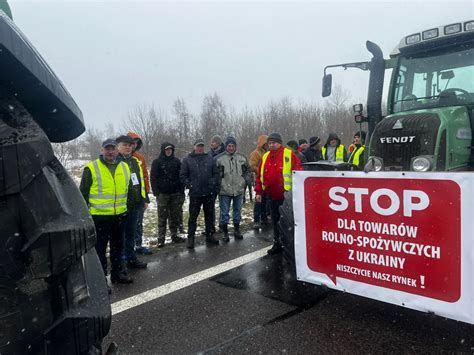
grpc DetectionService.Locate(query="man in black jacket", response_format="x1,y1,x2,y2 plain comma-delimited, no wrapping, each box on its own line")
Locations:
117,135,149,270
302,136,323,162
180,139,220,249
150,142,186,248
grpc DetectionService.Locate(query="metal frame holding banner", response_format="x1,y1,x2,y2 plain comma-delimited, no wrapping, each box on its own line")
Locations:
293,171,474,324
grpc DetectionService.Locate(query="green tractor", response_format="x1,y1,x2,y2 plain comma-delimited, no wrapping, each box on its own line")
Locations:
323,20,474,172
280,20,474,264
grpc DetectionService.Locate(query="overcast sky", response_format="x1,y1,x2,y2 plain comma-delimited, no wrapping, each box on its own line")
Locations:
8,0,474,129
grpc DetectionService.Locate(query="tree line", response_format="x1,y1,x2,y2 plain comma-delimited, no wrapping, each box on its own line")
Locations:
53,86,367,166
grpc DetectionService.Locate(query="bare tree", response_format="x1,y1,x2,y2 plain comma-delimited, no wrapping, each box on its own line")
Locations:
200,93,227,143
173,98,190,144
82,127,103,161
123,103,166,160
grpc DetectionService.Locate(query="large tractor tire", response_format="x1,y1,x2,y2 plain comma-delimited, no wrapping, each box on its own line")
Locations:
0,90,112,354
279,191,296,267
0,13,111,352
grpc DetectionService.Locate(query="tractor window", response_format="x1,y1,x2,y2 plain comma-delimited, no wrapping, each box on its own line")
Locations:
391,45,474,113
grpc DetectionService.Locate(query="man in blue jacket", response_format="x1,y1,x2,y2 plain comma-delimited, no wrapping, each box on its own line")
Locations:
180,139,220,249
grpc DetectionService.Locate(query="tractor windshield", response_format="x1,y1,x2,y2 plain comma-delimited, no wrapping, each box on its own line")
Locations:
392,43,474,113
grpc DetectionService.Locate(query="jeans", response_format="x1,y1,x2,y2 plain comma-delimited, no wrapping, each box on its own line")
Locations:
123,203,143,261
219,194,244,225
135,203,145,247
253,192,269,223
270,199,284,245
188,195,215,237
93,213,126,275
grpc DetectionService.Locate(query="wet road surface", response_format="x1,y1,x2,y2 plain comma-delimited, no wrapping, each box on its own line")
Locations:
105,228,474,353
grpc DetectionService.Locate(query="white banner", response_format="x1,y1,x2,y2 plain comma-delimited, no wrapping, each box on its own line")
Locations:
293,171,474,324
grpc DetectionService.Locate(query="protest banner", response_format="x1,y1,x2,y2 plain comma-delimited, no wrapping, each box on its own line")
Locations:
293,171,474,323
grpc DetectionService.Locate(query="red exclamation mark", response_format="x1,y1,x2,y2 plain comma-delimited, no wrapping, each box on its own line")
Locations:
420,275,425,289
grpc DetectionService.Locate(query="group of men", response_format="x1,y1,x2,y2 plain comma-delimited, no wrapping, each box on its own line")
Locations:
80,129,367,289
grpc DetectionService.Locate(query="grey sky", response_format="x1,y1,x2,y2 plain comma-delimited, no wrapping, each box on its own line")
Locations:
9,0,474,129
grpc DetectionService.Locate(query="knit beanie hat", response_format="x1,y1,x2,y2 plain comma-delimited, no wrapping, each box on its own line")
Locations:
267,132,283,144
211,135,223,145
309,136,321,147
286,140,299,150
225,136,237,147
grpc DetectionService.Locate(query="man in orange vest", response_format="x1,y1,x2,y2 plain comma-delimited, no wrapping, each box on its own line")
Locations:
255,133,302,255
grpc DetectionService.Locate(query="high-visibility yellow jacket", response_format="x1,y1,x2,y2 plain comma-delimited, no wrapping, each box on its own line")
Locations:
349,145,365,167
322,144,346,162
260,147,293,192
85,159,130,215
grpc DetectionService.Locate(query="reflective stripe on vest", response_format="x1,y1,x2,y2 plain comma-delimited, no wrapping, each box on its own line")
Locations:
260,148,293,192
349,145,365,167
322,145,345,162
86,159,130,215
134,156,147,199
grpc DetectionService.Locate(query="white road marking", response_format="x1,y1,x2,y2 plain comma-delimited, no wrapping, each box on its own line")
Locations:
111,246,270,315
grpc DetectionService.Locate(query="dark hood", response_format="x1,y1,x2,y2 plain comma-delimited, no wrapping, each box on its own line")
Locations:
160,142,175,158
325,133,341,146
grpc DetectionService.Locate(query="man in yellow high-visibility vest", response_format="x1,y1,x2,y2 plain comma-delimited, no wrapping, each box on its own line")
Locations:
348,131,366,168
322,133,348,163
80,139,133,286
255,133,302,255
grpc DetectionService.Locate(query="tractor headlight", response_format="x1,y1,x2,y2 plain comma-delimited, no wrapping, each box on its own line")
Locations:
411,156,433,172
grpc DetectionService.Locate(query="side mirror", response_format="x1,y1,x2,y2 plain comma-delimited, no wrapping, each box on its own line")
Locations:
322,74,332,97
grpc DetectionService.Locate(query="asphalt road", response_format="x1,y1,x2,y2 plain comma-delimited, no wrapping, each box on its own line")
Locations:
104,228,474,354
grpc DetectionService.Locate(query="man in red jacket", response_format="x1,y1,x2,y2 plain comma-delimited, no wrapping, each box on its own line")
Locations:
255,132,302,255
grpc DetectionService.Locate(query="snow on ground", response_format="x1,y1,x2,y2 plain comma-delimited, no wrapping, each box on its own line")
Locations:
67,158,255,246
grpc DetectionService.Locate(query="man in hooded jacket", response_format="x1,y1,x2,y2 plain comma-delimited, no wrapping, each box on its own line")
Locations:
322,133,348,163
150,142,186,247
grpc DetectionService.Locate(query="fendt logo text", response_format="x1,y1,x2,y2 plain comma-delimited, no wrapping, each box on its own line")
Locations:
380,136,416,144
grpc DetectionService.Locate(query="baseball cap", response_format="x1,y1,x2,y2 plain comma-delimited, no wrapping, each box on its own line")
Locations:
102,138,117,148
194,138,205,146
116,135,134,144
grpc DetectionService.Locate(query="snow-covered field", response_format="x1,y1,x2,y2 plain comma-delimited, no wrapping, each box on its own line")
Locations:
68,159,255,247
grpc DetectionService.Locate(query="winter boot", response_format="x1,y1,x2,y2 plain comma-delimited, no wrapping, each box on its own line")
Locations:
172,235,185,243
205,233,220,245
127,258,147,269
221,224,229,242
267,242,283,255
111,271,133,284
234,223,243,240
187,235,195,249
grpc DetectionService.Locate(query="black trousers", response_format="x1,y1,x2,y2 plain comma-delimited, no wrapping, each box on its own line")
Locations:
188,195,215,237
270,199,284,244
92,213,126,276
